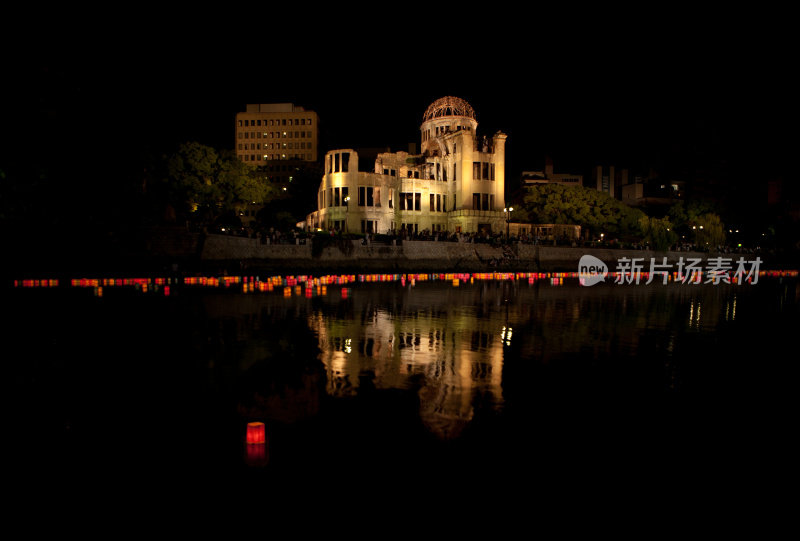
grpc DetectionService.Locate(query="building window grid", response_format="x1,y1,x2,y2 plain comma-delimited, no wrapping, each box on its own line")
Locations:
429,193,444,212
358,186,379,207
472,161,495,181
399,192,422,211
472,193,495,211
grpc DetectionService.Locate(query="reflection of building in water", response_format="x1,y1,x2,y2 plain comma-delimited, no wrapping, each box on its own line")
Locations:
308,287,505,439
198,279,750,438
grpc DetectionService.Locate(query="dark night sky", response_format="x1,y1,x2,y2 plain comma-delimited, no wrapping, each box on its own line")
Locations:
2,9,795,206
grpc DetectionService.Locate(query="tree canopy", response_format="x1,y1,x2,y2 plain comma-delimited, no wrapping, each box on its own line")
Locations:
519,184,646,238
164,142,280,225
638,215,678,251
517,184,727,249
667,200,726,247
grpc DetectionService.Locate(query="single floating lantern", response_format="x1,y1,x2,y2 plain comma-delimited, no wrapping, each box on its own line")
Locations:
244,422,269,467
246,422,266,444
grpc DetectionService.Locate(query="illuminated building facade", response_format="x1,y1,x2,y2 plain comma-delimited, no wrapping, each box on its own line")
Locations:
234,103,319,226
235,103,319,184
306,96,507,235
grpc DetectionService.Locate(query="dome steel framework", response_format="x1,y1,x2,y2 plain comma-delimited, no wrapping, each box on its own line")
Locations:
422,96,476,122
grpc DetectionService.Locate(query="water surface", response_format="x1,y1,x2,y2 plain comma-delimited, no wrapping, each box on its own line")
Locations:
8,275,798,501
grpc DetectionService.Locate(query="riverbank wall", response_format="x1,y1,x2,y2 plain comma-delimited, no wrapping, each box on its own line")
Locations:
6,228,794,282
198,234,774,274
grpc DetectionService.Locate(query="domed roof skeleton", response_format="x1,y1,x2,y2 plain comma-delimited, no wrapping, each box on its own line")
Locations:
422,96,476,122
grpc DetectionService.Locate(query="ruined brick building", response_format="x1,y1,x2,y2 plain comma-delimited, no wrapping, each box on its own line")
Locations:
305,96,508,235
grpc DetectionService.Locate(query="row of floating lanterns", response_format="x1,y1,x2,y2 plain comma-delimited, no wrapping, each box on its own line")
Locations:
12,269,800,293
13,279,60,288
183,272,568,291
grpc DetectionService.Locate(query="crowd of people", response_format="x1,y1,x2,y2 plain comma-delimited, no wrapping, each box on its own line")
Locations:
211,225,767,255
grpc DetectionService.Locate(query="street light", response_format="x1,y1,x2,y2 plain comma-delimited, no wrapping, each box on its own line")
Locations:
504,207,514,238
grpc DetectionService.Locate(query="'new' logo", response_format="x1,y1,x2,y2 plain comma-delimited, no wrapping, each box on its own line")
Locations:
578,255,608,286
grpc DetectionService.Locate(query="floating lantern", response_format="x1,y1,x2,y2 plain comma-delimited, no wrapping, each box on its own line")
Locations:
246,422,266,444
244,422,268,467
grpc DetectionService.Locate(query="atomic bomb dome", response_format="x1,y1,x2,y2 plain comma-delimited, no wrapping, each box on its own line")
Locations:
420,96,480,155
306,96,507,237
422,96,476,122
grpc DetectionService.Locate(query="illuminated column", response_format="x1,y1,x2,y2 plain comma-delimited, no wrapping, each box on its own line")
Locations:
492,132,507,210
459,131,475,209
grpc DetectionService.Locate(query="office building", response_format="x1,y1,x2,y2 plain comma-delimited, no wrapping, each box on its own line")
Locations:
235,103,319,184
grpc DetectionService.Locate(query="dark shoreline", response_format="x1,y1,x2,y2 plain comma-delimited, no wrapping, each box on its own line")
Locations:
5,229,798,282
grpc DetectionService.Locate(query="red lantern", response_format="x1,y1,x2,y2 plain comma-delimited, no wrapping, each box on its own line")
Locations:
246,422,265,444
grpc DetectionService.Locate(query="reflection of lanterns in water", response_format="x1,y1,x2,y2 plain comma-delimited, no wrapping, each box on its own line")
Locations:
501,326,513,346
244,422,268,467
